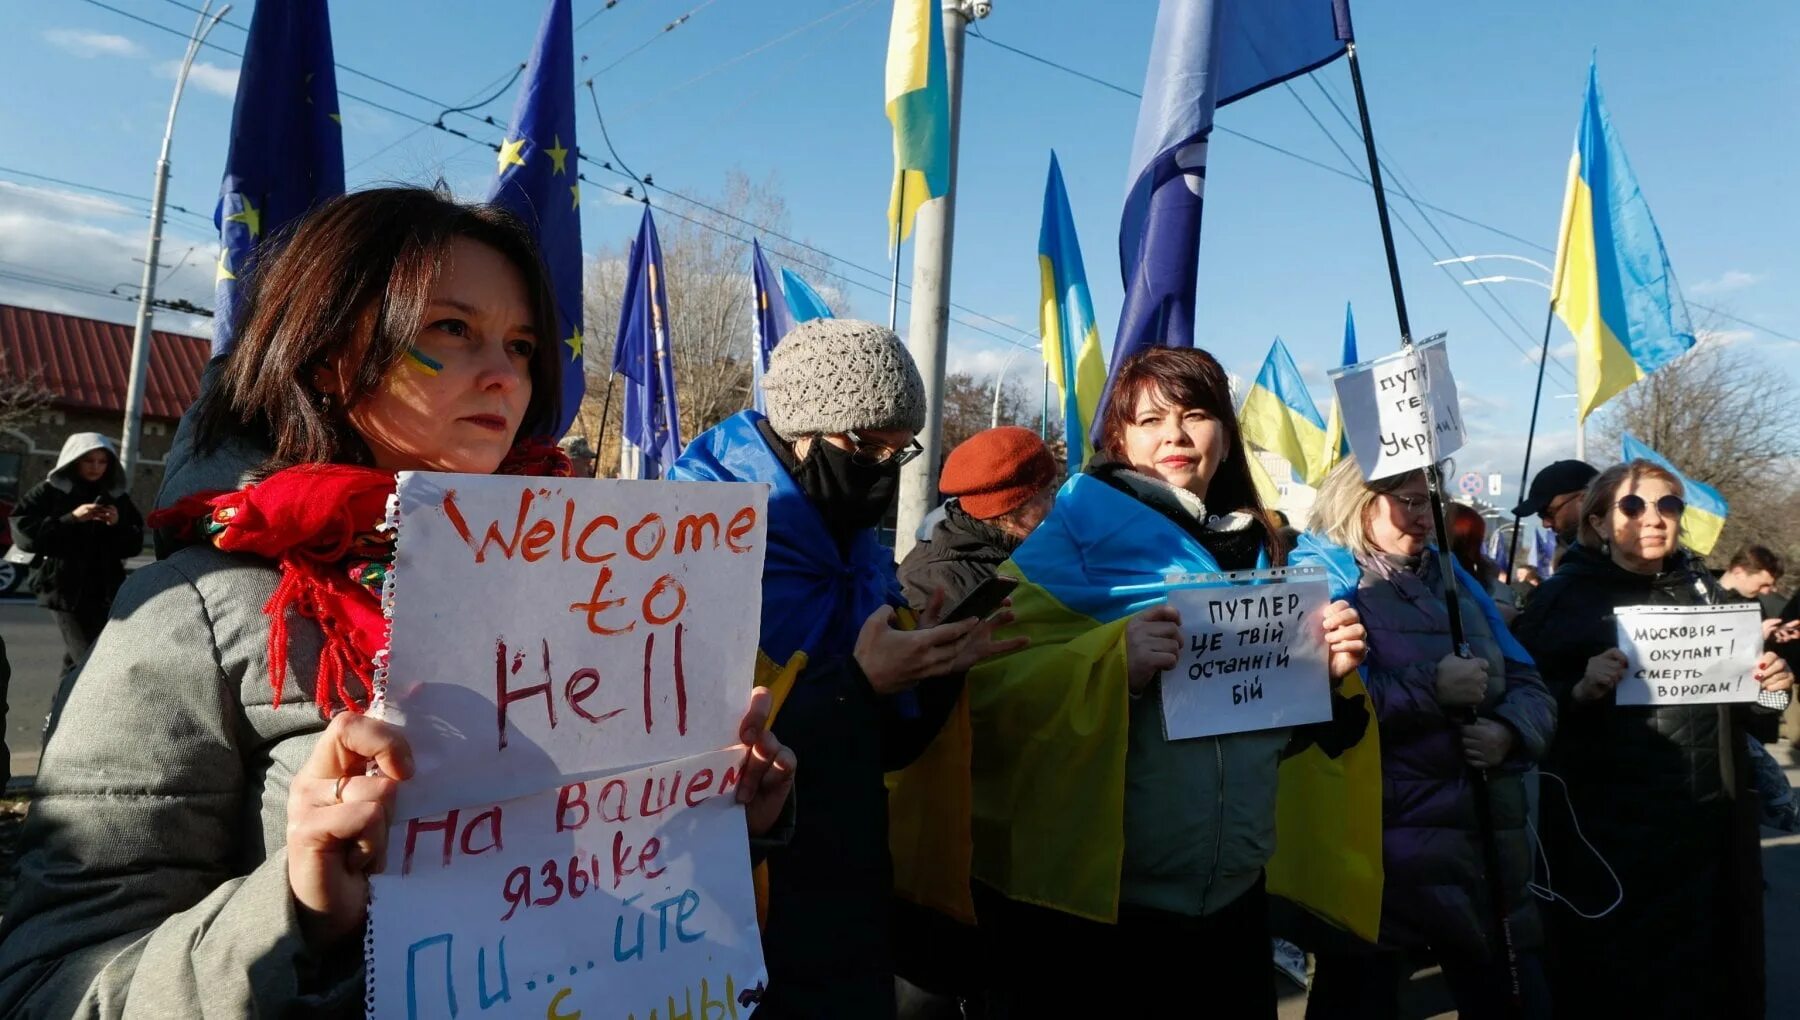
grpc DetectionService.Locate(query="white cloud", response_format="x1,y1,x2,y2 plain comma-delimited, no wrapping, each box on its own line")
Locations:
0,184,216,336
0,181,135,221
1526,341,1577,364
1689,269,1761,295
157,59,240,98
44,28,141,58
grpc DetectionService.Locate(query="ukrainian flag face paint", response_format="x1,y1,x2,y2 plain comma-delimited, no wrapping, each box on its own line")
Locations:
405,345,444,377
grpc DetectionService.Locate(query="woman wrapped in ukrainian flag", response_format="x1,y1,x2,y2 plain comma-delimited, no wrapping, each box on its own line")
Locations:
963,346,1374,1016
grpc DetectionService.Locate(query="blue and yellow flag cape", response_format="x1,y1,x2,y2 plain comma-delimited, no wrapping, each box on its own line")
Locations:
889,472,1383,939
670,411,898,669
1551,60,1695,422
1621,432,1727,555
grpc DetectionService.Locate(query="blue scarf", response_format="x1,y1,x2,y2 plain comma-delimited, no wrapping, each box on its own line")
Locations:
670,411,901,665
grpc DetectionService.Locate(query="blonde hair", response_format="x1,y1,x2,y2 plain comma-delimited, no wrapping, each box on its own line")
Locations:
1577,459,1686,549
1309,457,1426,557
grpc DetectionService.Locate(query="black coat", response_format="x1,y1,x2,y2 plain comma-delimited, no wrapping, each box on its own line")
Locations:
1513,543,1768,1018
9,478,142,614
898,502,1022,613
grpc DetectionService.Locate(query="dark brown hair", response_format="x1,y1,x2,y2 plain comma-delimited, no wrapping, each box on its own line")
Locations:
1098,346,1285,563
196,186,562,471
1729,544,1785,581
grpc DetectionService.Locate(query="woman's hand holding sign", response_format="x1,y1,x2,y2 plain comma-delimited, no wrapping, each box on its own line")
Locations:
734,687,797,837
1756,651,1794,694
288,713,415,949
1573,649,1629,704
1322,600,1367,680
1125,604,1183,693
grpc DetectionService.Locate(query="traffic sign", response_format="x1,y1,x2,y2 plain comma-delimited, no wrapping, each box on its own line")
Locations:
1457,471,1484,496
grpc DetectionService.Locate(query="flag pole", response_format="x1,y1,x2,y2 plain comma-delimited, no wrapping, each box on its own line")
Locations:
1505,304,1558,577
887,176,905,331
1344,38,1523,1012
1041,362,1050,439
592,370,618,473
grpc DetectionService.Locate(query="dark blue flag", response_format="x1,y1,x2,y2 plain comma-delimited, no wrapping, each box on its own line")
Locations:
612,207,682,479
750,239,794,414
213,0,344,356
487,0,585,436
1096,0,1352,445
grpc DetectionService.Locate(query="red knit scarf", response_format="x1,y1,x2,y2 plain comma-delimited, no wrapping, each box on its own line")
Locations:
150,439,570,718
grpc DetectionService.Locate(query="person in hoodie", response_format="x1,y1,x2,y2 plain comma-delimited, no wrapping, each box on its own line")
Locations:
1302,460,1555,1019
671,317,1026,1019
9,433,144,672
1514,458,1793,1018
0,187,797,1017
963,346,1368,1016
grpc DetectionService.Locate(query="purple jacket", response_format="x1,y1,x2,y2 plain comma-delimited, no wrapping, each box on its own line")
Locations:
1353,550,1555,958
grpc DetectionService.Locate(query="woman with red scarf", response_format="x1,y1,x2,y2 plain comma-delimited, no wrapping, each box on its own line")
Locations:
0,188,796,1016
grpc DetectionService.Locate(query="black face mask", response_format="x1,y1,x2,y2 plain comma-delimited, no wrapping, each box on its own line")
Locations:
792,438,901,535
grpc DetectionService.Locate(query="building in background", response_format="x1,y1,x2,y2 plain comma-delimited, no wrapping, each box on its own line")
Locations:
0,302,207,512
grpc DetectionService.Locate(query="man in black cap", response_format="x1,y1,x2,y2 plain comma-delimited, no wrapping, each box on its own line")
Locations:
1513,459,1599,564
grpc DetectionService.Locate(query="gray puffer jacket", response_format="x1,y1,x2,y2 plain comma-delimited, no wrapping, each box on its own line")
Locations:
0,545,360,1017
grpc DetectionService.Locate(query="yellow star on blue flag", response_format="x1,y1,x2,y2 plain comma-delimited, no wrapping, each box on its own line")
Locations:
488,0,586,436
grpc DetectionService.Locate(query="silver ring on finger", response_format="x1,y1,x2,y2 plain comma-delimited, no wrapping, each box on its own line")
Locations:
334,774,351,804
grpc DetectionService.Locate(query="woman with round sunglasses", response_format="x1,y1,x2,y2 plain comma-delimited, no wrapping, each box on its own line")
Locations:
1514,459,1792,1017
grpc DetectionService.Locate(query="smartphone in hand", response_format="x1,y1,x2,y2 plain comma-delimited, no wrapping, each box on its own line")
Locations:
939,575,1019,626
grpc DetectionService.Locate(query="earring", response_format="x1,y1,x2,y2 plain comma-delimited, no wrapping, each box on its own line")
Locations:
317,391,333,414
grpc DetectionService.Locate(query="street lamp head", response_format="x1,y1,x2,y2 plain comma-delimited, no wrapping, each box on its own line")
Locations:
967,0,993,18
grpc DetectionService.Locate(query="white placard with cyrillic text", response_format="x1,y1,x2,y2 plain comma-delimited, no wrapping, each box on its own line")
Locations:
1160,568,1333,739
1330,337,1466,482
1613,603,1762,706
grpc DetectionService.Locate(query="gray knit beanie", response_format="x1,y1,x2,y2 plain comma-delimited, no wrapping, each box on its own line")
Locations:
762,318,927,439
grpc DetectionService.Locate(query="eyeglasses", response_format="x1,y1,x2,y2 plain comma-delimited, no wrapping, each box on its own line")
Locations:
1381,492,1431,516
1616,493,1685,521
843,429,923,467
1541,491,1582,519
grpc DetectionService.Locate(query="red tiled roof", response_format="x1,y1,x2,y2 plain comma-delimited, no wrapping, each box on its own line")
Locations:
0,303,209,421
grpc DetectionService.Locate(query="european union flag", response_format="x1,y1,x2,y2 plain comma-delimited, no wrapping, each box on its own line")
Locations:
1097,0,1352,446
488,0,585,435
750,239,793,414
613,207,683,479
780,267,835,324
213,0,343,357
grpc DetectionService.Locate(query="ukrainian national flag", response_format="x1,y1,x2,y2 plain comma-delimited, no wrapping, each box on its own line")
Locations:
885,0,950,244
1622,432,1727,555
886,474,1383,938
1551,61,1696,423
1241,338,1329,486
1314,303,1359,485
212,0,343,357
488,0,586,435
1038,153,1107,474
780,267,835,323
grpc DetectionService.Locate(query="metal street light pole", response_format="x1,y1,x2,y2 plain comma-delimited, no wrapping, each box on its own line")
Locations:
989,343,1028,428
1434,253,1554,275
120,1,230,476
1461,274,1551,292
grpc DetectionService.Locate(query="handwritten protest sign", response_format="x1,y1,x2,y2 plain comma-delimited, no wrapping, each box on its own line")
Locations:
368,747,767,1020
376,473,768,817
1613,603,1762,706
1331,336,1466,482
1160,567,1333,739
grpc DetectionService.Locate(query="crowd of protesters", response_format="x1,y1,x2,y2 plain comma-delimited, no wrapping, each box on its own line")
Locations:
0,187,1795,1019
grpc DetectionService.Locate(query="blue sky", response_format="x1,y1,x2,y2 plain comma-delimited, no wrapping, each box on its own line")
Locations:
3,0,1797,493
